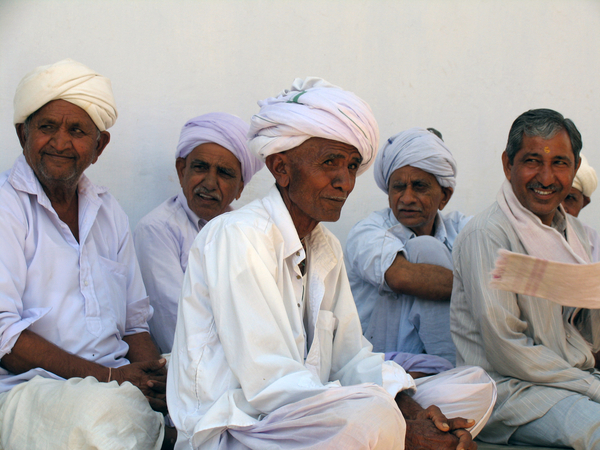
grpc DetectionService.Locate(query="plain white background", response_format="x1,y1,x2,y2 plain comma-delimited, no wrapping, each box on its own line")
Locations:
1,0,598,246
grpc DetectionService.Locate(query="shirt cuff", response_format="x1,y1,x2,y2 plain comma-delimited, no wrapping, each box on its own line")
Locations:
0,307,52,359
381,360,417,397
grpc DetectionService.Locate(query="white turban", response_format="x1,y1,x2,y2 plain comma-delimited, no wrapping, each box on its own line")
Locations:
248,77,379,175
176,112,264,184
375,127,457,194
13,59,117,131
573,154,597,198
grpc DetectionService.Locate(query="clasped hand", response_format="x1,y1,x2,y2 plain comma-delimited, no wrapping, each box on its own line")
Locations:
405,405,477,450
112,358,168,414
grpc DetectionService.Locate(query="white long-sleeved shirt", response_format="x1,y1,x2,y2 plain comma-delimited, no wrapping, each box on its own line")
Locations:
0,155,151,393
167,185,415,450
584,223,599,262
133,191,206,353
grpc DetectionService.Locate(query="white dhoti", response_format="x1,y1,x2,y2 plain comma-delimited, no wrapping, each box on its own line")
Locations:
0,376,164,450
212,366,496,450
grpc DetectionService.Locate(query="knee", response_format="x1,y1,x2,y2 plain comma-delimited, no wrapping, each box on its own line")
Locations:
404,236,453,269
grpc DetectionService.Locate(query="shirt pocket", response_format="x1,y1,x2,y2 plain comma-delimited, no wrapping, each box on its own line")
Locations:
95,255,128,335
305,310,338,384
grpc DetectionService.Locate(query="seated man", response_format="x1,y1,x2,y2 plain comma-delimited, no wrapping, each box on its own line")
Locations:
346,128,469,369
451,108,599,449
561,153,599,262
168,78,496,450
0,59,167,449
134,113,264,353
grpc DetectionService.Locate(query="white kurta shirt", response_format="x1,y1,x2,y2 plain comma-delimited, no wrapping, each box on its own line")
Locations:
167,185,415,450
584,223,599,262
133,191,207,353
0,155,151,393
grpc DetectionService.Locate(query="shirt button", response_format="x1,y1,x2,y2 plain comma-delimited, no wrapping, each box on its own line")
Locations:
297,303,300,307
296,251,300,256
296,275,301,280
567,334,571,338
84,280,89,287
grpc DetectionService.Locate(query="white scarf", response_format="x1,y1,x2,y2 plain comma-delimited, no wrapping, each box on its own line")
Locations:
491,180,600,308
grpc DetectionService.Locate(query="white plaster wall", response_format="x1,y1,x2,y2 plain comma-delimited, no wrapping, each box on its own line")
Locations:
1,0,599,247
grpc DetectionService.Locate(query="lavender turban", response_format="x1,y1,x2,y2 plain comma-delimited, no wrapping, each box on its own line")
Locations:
176,112,264,184
375,127,457,194
14,58,117,131
247,78,379,176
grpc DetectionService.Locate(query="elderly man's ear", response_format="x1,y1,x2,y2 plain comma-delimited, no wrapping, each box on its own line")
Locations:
438,187,454,211
266,153,291,188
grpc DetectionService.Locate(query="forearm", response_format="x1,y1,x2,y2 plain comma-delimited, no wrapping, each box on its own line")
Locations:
124,332,162,363
385,255,453,300
395,391,423,420
0,329,109,381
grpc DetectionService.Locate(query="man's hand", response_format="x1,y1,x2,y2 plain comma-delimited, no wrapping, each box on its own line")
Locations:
112,358,168,414
396,391,476,450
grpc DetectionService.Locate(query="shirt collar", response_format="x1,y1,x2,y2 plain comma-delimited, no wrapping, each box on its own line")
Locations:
262,184,335,261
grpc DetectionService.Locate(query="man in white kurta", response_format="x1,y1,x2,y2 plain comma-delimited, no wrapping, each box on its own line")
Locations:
346,128,470,369
168,78,495,450
0,59,166,450
134,113,264,353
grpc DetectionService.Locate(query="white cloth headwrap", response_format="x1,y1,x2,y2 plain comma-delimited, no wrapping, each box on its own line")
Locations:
248,77,379,176
374,127,457,194
13,58,117,131
176,112,264,184
573,154,597,198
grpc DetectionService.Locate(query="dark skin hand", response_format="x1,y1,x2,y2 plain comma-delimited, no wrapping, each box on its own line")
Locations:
396,391,477,450
594,351,600,369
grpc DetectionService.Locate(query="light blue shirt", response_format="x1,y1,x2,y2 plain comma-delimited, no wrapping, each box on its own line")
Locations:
345,207,470,358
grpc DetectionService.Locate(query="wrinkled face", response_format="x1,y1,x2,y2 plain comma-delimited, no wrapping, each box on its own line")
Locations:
388,165,453,236
274,138,362,231
562,187,586,217
176,143,244,222
502,130,579,226
17,99,109,191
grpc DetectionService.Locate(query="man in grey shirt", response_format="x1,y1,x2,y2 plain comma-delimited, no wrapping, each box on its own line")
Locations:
451,109,599,449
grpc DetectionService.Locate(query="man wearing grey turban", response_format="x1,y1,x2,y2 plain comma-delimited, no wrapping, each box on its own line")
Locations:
346,127,469,370
562,154,599,262
134,112,264,354
168,80,494,450
0,59,168,449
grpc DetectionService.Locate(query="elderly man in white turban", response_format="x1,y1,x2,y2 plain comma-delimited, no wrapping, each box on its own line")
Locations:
0,59,168,449
346,128,469,372
134,113,264,353
167,79,495,450
561,154,599,262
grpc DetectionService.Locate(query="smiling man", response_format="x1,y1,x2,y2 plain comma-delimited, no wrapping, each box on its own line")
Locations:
451,109,600,449
167,79,495,450
133,113,263,353
0,59,167,449
346,128,469,369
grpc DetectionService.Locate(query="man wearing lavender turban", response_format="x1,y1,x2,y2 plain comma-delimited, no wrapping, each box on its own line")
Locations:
562,154,599,262
134,112,264,354
347,128,470,369
0,59,167,449
168,81,493,450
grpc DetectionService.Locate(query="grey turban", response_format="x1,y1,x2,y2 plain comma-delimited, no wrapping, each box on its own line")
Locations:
375,127,457,194
13,58,117,131
247,77,379,176
176,112,264,184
